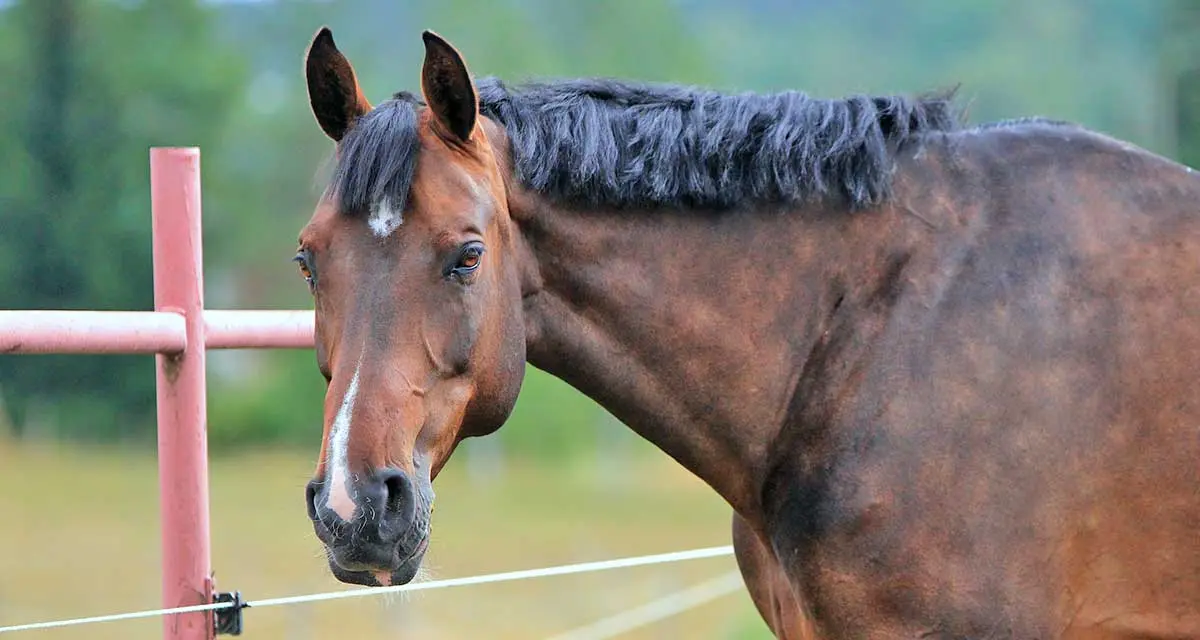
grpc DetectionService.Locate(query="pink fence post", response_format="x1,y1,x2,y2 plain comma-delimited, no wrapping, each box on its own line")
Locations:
151,147,214,640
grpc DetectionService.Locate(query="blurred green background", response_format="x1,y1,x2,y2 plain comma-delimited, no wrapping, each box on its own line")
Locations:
0,0,1197,638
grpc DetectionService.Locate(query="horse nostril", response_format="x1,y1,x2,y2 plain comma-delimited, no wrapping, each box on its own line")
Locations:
381,469,415,520
305,480,319,521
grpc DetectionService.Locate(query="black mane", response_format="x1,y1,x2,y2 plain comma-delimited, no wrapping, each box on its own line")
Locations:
327,77,962,217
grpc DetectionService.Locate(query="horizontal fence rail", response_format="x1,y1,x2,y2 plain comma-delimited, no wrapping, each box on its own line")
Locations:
0,310,315,354
203,310,314,349
0,310,189,354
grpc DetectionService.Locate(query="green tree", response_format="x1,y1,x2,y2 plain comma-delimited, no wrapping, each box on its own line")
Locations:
0,0,247,442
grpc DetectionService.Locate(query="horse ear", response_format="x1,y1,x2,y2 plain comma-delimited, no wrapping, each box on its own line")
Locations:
305,26,372,142
420,30,478,143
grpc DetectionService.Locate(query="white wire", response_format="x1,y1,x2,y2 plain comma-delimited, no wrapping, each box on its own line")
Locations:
0,602,229,634
543,570,746,640
0,545,735,634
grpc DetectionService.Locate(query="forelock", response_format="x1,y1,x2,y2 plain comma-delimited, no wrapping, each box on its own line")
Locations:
326,92,425,221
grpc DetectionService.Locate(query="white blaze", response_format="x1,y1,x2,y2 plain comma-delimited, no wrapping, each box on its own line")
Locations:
326,359,362,520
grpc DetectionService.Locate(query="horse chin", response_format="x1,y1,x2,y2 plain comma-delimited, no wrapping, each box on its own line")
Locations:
327,537,429,587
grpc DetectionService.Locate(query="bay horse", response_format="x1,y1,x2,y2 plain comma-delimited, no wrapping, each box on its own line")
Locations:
296,26,1200,638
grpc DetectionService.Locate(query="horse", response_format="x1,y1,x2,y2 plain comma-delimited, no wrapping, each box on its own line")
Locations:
295,26,1200,639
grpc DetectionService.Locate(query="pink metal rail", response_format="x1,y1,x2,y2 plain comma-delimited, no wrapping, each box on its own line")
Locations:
0,310,314,353
0,148,314,640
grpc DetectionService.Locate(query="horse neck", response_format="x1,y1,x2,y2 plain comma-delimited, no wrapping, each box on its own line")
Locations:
511,192,904,523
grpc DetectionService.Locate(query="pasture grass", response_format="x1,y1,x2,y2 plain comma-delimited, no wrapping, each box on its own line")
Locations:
0,435,771,639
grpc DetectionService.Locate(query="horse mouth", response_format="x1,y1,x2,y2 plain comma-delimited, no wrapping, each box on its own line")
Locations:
327,537,429,587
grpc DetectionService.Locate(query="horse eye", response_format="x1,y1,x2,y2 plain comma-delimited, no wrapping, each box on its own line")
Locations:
450,242,485,278
293,252,315,288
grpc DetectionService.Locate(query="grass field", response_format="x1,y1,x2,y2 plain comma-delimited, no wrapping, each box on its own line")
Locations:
0,435,772,639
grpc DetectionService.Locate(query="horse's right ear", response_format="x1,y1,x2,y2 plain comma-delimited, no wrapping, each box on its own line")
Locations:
305,26,372,142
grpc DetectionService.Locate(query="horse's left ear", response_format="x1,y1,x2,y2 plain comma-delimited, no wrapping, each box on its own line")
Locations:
420,30,478,143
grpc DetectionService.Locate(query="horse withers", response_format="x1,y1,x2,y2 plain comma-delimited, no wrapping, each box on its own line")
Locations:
294,26,1200,638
